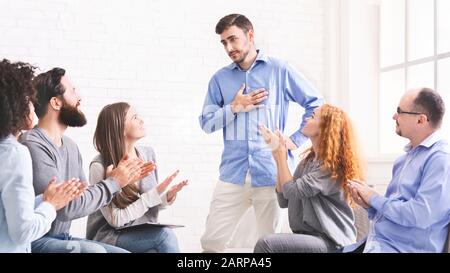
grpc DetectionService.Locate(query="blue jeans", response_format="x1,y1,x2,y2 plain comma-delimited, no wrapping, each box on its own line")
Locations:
32,233,129,253
116,226,179,253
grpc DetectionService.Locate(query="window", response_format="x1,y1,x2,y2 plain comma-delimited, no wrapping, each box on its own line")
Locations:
379,0,450,154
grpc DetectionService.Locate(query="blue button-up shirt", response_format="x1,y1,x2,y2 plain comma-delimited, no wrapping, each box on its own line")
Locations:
361,131,450,252
199,51,323,187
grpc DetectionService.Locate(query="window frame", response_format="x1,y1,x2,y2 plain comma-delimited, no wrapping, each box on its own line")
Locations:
378,0,450,155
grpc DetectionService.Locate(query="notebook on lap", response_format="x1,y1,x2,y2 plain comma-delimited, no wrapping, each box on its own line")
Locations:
115,222,185,231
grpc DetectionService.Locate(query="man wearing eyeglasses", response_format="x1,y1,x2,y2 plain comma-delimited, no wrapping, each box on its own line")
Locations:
344,87,450,253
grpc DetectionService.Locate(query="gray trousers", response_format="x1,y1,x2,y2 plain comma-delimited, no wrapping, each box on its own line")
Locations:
254,233,336,253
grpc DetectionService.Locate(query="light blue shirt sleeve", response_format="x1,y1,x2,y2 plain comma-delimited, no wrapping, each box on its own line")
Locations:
366,207,377,220
2,146,56,245
284,64,324,147
369,153,450,229
199,76,236,134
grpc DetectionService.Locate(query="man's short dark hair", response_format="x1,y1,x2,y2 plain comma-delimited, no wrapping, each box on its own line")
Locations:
0,59,36,139
215,14,254,35
413,87,445,128
32,68,66,118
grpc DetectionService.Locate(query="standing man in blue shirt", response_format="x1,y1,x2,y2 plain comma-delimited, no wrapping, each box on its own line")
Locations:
199,14,324,252
347,88,450,252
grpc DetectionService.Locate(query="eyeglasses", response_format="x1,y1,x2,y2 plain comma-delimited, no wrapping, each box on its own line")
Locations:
396,107,429,121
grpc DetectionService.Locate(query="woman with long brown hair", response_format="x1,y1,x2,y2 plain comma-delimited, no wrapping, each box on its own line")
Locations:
254,104,363,253
86,102,188,253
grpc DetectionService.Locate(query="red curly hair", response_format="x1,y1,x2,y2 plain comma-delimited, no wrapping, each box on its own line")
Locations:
302,104,365,205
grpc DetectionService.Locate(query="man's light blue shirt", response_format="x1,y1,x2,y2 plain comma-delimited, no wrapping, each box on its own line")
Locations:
199,51,323,186
350,131,450,252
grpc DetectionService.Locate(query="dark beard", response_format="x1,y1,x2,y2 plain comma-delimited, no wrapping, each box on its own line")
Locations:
59,102,87,127
234,49,250,65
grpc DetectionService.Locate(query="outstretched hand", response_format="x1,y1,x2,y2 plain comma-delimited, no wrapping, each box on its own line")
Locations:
156,169,180,194
259,124,288,162
166,180,189,203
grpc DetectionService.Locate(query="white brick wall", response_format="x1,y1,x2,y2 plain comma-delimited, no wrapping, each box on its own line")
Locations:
0,0,327,252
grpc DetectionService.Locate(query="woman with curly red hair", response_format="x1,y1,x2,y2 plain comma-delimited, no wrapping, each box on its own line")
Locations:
254,104,364,253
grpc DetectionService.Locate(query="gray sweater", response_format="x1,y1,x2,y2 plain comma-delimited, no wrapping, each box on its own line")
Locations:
86,146,162,246
20,127,121,236
279,158,357,248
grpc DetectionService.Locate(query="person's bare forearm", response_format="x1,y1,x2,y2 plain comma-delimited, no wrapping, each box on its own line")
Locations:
275,164,282,193
276,157,293,188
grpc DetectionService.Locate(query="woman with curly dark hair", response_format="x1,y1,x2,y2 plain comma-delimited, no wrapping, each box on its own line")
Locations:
0,59,85,252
